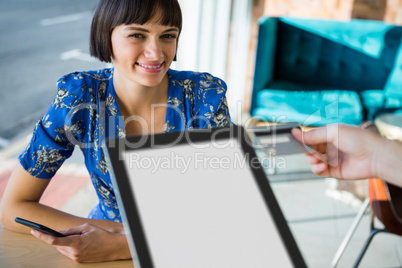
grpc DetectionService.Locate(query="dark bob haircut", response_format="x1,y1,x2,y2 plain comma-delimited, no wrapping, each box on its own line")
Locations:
90,0,182,63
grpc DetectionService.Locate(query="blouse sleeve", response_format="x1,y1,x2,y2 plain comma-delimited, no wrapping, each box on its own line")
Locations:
196,73,232,129
18,73,87,179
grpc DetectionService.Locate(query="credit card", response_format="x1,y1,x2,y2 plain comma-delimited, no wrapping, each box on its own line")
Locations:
251,122,313,156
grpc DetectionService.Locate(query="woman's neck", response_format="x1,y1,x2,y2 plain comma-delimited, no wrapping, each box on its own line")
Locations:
112,70,169,117
112,69,169,136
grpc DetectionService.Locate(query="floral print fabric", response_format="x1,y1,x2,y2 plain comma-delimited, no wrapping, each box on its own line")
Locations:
19,68,231,221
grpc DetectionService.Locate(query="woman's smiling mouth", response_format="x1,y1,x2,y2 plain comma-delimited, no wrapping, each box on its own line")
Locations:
136,62,164,72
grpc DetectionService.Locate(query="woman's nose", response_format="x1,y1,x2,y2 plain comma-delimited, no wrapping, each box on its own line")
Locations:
144,39,163,60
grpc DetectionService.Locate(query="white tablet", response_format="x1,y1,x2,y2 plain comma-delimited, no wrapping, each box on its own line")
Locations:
105,126,306,268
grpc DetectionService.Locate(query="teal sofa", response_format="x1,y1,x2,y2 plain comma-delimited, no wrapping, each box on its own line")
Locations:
250,16,402,126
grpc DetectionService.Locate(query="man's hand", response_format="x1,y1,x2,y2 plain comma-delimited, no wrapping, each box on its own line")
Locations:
292,124,382,180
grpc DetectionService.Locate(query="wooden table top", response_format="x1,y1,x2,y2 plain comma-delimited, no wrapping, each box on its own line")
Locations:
0,225,134,268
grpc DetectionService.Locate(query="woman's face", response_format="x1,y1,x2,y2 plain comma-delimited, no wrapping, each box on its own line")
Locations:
111,16,179,88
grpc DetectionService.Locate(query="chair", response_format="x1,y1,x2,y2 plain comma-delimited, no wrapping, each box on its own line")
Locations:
331,178,402,267
354,179,402,267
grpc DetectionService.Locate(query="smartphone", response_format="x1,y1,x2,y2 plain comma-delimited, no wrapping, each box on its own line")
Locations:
14,217,66,237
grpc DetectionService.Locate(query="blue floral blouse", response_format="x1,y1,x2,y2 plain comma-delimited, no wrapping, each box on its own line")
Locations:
19,68,231,221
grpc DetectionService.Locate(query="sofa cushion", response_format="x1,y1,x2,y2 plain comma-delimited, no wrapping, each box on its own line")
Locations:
254,89,363,126
358,90,402,120
360,90,384,120
385,93,402,108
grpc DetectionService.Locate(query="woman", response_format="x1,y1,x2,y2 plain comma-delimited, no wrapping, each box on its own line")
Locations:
0,0,230,262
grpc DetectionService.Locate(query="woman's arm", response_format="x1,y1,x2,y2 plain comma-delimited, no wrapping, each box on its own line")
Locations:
0,163,123,234
0,163,131,262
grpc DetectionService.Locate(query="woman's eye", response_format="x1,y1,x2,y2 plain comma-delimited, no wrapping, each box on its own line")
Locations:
129,33,143,38
162,34,177,39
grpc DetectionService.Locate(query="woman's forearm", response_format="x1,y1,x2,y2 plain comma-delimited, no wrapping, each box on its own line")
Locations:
0,200,122,234
0,164,124,234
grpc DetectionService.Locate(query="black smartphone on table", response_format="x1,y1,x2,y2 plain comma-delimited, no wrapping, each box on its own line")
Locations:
14,217,66,237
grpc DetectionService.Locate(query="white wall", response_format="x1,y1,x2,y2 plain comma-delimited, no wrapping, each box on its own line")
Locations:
176,0,252,124
225,0,252,124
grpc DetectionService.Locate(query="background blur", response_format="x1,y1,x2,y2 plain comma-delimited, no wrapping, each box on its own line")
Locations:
0,0,401,147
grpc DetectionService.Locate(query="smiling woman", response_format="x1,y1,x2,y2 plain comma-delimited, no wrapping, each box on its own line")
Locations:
0,0,231,263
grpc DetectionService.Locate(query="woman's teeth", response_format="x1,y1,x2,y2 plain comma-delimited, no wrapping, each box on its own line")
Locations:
137,63,163,69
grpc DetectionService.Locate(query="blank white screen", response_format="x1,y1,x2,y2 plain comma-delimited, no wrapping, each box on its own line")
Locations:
123,138,293,268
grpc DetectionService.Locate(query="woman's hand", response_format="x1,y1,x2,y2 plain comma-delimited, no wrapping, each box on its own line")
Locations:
31,223,131,263
106,221,126,234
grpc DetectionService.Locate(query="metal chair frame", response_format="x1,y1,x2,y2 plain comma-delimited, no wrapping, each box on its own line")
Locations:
332,178,402,267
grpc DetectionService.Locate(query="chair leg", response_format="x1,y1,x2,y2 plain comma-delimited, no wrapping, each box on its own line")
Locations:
352,229,387,268
331,197,370,268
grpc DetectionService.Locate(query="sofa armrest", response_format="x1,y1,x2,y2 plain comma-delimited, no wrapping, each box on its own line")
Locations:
250,16,278,114
385,43,402,104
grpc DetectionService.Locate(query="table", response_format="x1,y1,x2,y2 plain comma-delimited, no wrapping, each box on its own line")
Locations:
0,225,134,268
375,113,402,141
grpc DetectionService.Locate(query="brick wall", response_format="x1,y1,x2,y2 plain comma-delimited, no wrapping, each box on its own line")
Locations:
352,0,386,21
243,0,265,113
264,0,354,20
262,0,402,24
385,0,402,25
